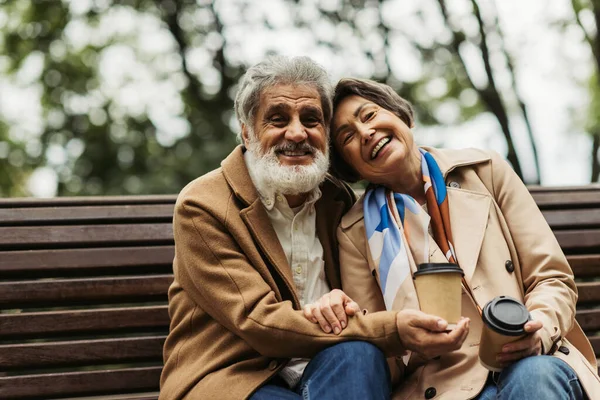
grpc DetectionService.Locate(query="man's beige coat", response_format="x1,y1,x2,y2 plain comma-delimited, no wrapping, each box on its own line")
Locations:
160,146,409,400
338,147,600,399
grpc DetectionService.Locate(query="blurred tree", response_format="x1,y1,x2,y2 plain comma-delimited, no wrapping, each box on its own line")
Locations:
1,0,241,196
571,0,600,182
307,0,540,182
1,0,590,197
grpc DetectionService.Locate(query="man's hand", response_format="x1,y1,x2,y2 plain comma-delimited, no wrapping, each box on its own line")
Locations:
496,320,543,366
303,289,361,335
396,309,470,359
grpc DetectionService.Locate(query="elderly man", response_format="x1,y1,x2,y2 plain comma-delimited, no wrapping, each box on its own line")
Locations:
159,56,468,400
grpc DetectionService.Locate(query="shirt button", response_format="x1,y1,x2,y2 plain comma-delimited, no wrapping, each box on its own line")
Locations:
295,266,302,274
268,360,278,370
425,387,437,399
276,195,284,202
448,181,460,189
265,199,272,206
505,260,514,273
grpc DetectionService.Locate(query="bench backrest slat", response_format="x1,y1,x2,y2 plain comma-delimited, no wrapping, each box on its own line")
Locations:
0,367,162,399
0,306,169,338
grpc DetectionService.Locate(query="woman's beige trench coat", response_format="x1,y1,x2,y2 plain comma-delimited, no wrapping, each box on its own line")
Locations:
337,147,600,399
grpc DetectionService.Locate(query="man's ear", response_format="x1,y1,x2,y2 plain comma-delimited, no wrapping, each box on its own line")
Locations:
241,124,250,147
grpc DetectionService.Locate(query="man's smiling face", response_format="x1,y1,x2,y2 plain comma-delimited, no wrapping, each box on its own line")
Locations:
243,84,328,167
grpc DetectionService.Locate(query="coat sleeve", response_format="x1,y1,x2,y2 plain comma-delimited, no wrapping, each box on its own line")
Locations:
488,151,577,353
337,224,405,383
172,198,406,359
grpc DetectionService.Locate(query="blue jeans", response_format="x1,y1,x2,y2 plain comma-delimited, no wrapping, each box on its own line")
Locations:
250,341,391,400
476,355,586,400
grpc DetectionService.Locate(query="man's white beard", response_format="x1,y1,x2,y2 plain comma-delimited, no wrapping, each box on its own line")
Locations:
245,136,329,196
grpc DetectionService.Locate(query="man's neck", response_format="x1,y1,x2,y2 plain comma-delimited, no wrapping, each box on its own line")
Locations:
285,193,309,208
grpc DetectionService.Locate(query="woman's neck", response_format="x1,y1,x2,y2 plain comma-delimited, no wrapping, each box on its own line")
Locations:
388,147,426,205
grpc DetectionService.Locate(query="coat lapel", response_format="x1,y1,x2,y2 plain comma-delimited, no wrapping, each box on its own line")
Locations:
222,146,299,305
316,182,346,290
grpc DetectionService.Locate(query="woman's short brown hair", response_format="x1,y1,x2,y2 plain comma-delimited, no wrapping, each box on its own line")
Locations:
329,78,415,183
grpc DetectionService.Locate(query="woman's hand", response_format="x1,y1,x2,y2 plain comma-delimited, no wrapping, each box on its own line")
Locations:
396,309,470,359
303,289,361,334
496,320,543,366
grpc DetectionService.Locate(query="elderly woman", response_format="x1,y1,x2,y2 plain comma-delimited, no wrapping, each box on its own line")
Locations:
304,78,600,399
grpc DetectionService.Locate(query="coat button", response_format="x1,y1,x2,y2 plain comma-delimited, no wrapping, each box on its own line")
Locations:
425,387,437,399
448,181,460,189
558,346,570,355
505,260,514,273
268,360,278,370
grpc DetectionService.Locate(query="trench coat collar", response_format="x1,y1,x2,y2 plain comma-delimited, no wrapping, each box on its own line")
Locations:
221,145,347,305
341,146,492,283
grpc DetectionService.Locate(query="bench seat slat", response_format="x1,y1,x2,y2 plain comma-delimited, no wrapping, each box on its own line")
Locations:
0,205,175,226
0,224,173,249
0,366,162,399
0,336,165,369
0,306,169,338
0,247,174,275
0,276,171,307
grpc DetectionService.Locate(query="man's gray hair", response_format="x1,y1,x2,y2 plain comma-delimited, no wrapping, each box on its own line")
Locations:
234,55,333,142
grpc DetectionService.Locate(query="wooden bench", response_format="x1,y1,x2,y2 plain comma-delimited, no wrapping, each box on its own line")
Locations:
0,186,598,399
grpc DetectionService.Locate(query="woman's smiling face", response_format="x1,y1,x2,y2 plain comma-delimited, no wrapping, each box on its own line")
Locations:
332,94,418,186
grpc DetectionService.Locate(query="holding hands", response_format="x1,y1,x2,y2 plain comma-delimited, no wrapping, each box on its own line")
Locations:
303,289,361,335
304,290,470,358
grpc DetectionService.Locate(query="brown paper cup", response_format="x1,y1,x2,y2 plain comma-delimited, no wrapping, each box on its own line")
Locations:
413,264,464,329
479,324,526,372
478,296,530,372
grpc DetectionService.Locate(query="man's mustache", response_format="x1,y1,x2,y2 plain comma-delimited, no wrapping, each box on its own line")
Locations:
271,141,318,154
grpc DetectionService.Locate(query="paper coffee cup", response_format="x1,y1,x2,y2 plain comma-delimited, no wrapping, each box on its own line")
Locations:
479,296,531,372
413,263,464,329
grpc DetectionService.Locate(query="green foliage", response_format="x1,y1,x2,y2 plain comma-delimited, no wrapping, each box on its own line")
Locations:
1,0,240,196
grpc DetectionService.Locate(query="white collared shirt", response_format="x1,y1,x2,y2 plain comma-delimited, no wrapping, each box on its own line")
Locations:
244,152,331,388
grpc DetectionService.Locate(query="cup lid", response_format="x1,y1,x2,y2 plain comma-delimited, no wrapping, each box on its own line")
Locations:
413,263,464,277
482,296,530,336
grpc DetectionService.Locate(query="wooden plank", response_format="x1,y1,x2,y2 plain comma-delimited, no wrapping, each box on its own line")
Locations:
0,275,172,307
0,224,173,249
528,185,600,192
57,394,159,400
57,394,158,400
577,282,600,305
0,205,174,226
0,336,165,369
541,209,600,229
0,306,169,338
576,309,600,332
590,336,600,357
553,230,600,253
0,247,174,276
530,188,600,209
0,366,162,399
0,195,176,208
568,255,600,278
